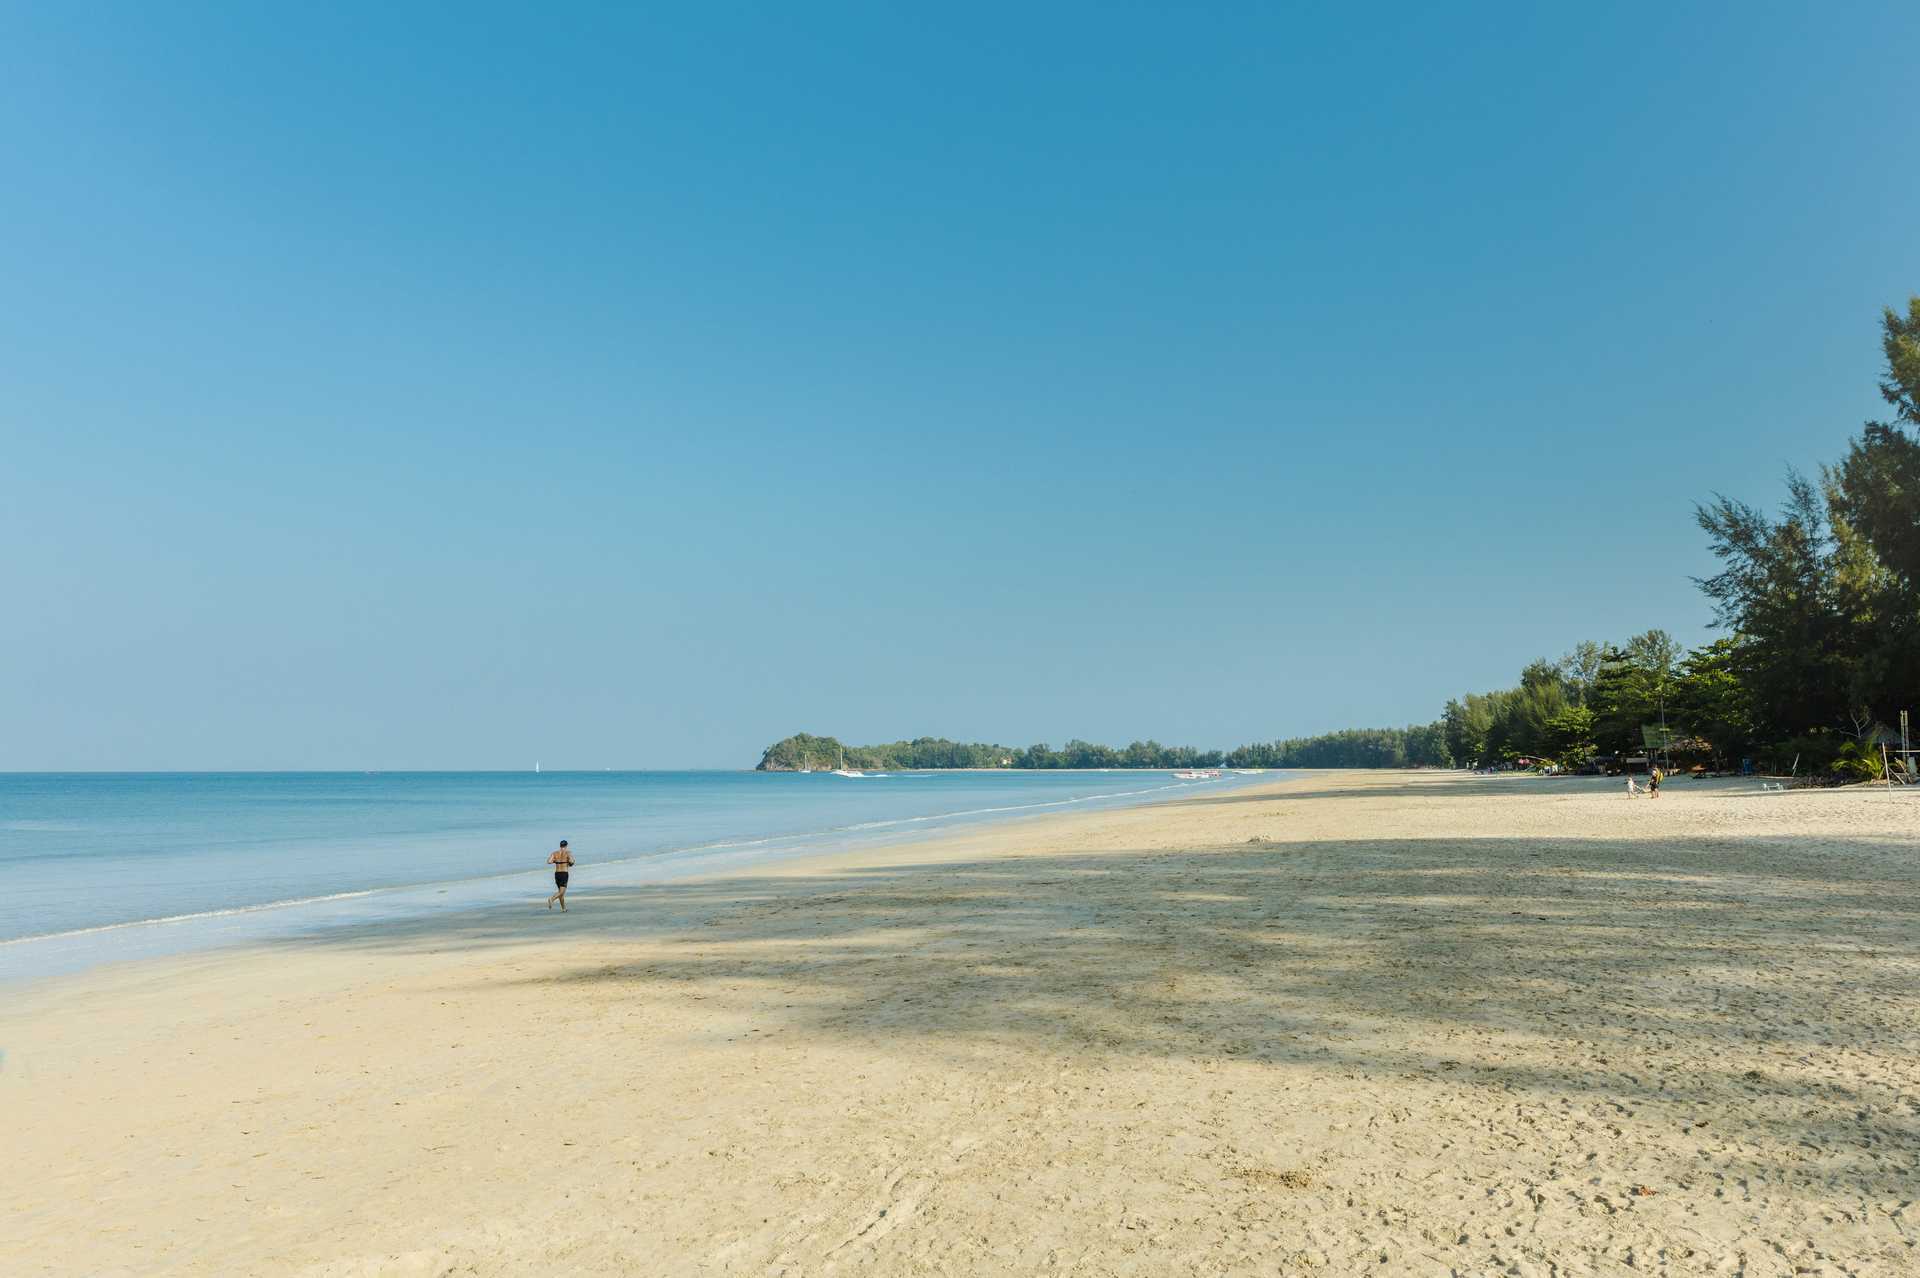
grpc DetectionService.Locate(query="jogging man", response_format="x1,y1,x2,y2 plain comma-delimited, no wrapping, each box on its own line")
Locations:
546,840,575,911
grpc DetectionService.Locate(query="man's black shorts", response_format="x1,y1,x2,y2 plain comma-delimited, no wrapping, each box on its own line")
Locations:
554,871,569,887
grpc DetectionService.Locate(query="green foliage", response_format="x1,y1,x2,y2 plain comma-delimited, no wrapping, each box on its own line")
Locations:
1832,425,1920,592
1544,705,1597,767
1557,641,1606,706
1878,296,1920,428
1695,299,1920,743
1500,659,1574,760
1670,639,1755,765
1820,298,1920,720
757,734,1018,771
1442,631,1705,768
765,298,1920,789
1227,726,1448,769
1582,632,1682,755
1625,630,1681,708
1758,732,1840,776
756,732,844,771
763,725,1457,772
1443,692,1509,766
1697,295,1920,748
1404,721,1454,768
1834,738,1887,781
1695,474,1870,738
759,735,1229,771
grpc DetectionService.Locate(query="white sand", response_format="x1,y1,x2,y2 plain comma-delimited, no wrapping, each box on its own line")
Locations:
3,771,1917,1276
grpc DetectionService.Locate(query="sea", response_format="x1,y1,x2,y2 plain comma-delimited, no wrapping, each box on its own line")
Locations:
0,769,1272,984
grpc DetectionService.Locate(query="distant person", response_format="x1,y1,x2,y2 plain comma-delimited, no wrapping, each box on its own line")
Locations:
1626,774,1639,797
1648,766,1663,798
546,840,575,911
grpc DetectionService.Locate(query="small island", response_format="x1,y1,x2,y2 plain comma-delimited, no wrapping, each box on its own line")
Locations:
756,734,1019,771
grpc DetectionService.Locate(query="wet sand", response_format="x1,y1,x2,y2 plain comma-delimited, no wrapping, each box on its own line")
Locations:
3,770,1917,1276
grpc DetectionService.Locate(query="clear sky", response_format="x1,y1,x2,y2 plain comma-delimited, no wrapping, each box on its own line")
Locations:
3,3,1917,770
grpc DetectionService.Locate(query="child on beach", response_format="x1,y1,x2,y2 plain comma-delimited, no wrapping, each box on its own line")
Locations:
1626,774,1639,796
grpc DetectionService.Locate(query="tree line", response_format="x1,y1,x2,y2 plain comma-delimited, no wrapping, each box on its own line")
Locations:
1224,726,1451,769
756,728,1452,772
759,297,1918,782
1441,297,1919,778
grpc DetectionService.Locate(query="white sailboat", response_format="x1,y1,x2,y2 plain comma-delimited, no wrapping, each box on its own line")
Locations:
535,761,541,774
832,746,863,778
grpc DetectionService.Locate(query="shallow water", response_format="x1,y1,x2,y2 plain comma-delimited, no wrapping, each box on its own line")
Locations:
0,769,1269,982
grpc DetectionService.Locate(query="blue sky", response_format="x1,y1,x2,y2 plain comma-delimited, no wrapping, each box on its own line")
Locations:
3,2,1917,769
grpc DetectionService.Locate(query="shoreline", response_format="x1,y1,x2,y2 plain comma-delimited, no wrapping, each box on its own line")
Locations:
6,770,1915,1275
1,770,1278,987
0,772,1314,1006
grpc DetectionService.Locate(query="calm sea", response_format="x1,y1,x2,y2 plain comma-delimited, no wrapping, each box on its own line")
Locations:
0,769,1269,982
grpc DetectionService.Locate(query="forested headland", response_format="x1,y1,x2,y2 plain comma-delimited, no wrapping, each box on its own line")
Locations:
761,299,1919,781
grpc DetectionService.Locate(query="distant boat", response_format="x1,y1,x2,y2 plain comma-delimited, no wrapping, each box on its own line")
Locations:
1172,768,1222,780
832,746,864,779
535,762,541,774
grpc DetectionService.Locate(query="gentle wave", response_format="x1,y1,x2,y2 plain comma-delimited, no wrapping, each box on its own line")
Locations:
548,779,1202,853
0,888,387,945
1,775,1221,947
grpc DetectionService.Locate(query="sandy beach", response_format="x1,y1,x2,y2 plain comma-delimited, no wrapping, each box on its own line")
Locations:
4,770,1917,1277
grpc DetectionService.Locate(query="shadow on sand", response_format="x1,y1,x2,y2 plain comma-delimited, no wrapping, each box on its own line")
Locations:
285,822,1920,1179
